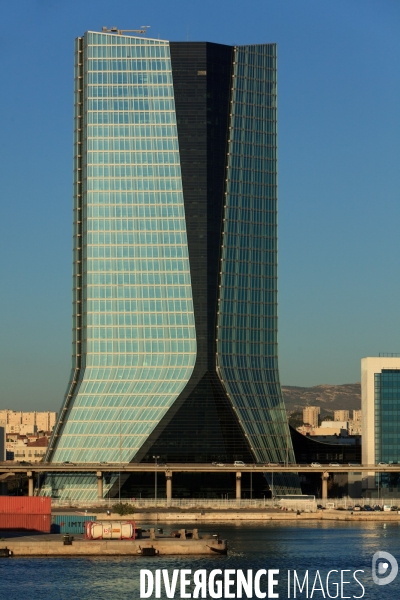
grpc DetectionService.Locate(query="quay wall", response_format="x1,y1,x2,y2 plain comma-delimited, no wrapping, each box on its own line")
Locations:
96,511,400,522
2,538,226,556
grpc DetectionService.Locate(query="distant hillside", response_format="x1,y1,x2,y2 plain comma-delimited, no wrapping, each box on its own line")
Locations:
282,383,361,417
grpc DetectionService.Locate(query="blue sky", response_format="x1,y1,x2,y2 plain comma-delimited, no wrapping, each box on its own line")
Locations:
0,0,399,411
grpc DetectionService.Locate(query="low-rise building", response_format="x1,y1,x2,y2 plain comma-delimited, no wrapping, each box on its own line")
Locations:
25,437,49,462
311,421,348,436
6,436,49,463
296,424,314,436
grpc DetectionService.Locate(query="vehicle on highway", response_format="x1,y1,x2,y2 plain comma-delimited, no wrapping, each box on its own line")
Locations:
329,462,340,466
373,505,382,511
364,504,373,511
18,461,32,466
233,461,246,467
311,462,321,467
62,461,75,466
391,505,399,511
377,462,388,466
267,462,279,466
216,462,225,467
348,463,361,467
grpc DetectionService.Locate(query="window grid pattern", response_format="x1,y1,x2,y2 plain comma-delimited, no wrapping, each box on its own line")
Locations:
375,370,400,464
46,34,196,498
217,45,296,475
374,369,400,491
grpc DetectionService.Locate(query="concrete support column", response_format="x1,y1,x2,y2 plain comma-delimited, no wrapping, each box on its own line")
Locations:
236,472,242,500
321,472,329,500
165,471,172,507
27,471,34,497
96,471,103,499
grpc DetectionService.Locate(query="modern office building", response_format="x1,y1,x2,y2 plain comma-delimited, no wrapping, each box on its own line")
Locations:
362,355,400,495
43,29,299,500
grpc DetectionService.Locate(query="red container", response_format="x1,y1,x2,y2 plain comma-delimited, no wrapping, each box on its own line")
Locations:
0,496,51,515
0,513,51,532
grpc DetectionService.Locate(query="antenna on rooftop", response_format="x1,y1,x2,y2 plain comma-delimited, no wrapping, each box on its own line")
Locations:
102,25,150,36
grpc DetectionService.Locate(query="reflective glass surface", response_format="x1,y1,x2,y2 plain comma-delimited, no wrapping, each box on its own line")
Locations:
43,37,299,500
44,32,196,500
374,369,400,491
217,45,297,493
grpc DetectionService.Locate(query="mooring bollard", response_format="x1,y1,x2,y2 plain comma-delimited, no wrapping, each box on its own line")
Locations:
63,534,73,545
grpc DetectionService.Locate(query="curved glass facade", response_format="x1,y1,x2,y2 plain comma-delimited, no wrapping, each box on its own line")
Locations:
44,34,299,501
44,32,196,500
217,45,297,493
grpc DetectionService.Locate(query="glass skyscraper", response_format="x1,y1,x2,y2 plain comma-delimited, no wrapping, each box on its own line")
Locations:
44,30,299,500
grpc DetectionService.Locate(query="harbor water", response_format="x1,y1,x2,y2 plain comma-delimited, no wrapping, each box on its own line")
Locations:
1,520,400,598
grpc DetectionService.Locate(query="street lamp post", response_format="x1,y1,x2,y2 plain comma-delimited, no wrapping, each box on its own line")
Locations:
153,455,159,506
286,429,289,468
119,412,122,502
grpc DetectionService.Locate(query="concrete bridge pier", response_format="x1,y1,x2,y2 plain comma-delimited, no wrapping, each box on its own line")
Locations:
236,472,242,500
27,471,34,497
165,471,172,507
96,471,103,499
321,471,330,500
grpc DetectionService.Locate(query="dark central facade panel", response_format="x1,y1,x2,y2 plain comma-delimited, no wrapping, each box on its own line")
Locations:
137,43,247,463
140,43,298,492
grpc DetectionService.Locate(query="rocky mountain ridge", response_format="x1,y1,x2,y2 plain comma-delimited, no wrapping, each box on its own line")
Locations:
282,382,361,417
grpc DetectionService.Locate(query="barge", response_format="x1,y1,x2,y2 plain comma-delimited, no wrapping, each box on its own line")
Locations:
0,527,227,557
